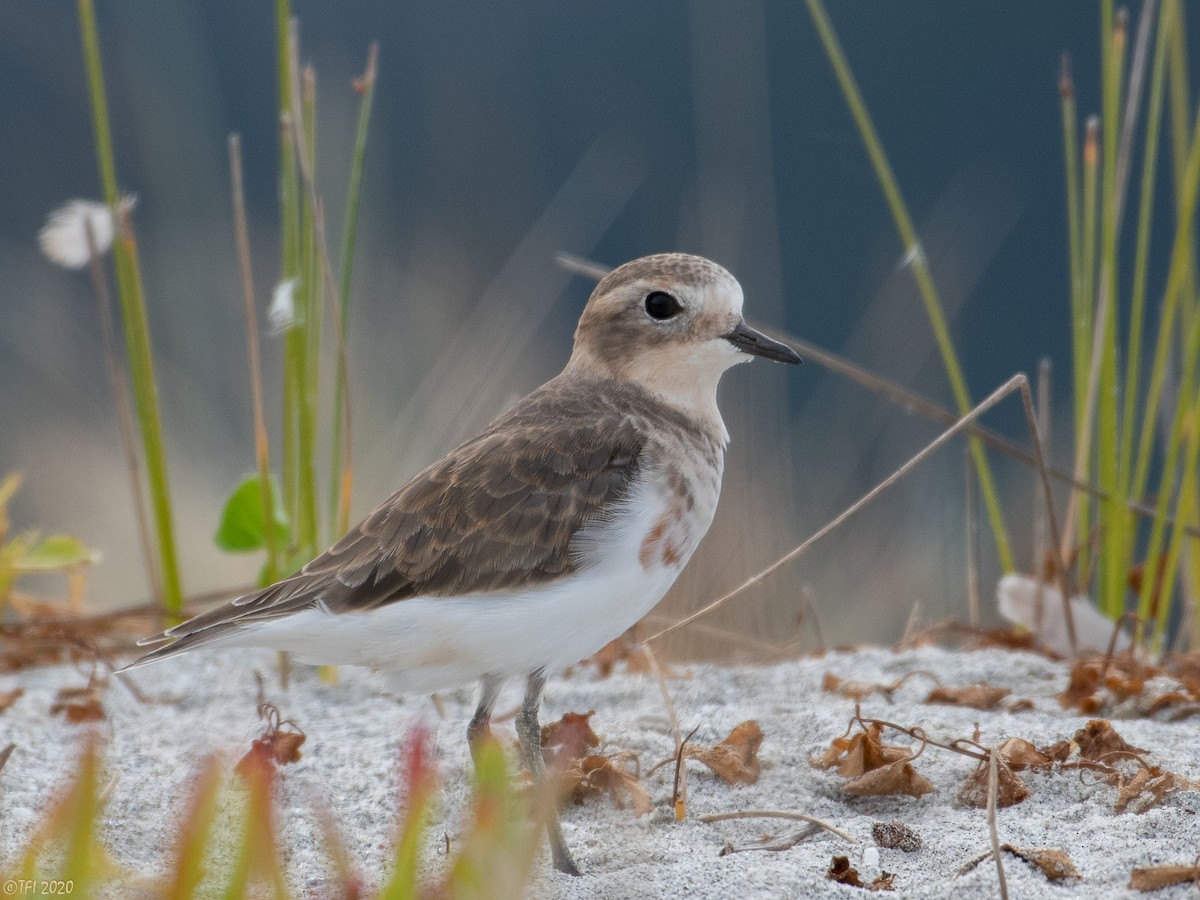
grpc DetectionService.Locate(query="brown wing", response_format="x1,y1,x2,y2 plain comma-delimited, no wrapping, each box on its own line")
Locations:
133,377,644,661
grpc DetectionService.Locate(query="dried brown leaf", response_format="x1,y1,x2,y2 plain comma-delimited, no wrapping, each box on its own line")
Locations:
814,723,909,777
958,757,1028,808
1038,739,1074,763
823,672,884,701
1074,719,1146,760
925,683,1011,710
559,752,651,816
684,720,763,784
844,758,935,799
825,855,896,891
541,710,599,768
998,737,1053,771
1003,845,1080,881
235,703,306,776
1128,863,1200,891
1116,767,1199,814
1059,662,1102,712
0,687,24,714
826,855,864,886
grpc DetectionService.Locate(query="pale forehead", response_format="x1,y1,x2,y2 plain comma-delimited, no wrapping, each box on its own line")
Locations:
592,253,737,297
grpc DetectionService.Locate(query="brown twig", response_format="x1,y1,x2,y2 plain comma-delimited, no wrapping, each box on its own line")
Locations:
965,447,980,626
649,375,1052,644
671,725,701,821
698,809,857,844
987,746,1010,900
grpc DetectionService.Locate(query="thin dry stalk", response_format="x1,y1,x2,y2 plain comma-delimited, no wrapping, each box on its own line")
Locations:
648,375,1074,646
698,809,857,844
1033,359,1052,574
83,218,160,608
987,747,1009,900
639,643,686,819
672,725,701,823
965,448,980,626
901,600,922,644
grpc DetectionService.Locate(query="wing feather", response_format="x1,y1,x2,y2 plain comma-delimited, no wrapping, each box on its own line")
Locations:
131,377,645,664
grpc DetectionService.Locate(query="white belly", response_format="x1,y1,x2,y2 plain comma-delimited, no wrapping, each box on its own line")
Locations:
225,473,715,694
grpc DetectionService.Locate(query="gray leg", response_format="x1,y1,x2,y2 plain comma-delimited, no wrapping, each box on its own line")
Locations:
467,674,503,761
516,669,581,876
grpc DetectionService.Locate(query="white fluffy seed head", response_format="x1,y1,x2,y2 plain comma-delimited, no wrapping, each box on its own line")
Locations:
38,196,136,269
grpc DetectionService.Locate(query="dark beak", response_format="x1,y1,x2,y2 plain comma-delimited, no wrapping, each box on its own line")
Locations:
724,321,803,364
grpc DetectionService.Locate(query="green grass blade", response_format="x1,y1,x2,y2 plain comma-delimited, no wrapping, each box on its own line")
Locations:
804,0,1013,572
296,66,320,555
1097,11,1126,618
328,43,378,541
76,0,184,616
1129,93,1200,514
1115,0,1173,601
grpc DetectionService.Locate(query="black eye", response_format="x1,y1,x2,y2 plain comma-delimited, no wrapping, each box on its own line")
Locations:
644,291,681,320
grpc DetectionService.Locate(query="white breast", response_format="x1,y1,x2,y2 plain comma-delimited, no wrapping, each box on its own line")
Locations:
225,468,720,695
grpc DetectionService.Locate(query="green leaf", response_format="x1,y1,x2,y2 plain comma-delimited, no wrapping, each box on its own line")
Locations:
215,474,289,553
19,534,98,570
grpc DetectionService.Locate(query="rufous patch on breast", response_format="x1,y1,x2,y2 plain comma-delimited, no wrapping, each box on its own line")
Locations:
639,506,686,570
639,517,668,569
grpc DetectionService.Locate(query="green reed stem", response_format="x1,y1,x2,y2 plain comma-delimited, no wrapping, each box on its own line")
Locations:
278,5,301,560
327,43,378,541
1115,0,1172,601
76,0,184,616
1129,94,1200,523
1098,9,1126,617
295,67,320,555
1136,310,1200,640
805,0,1014,573
1074,118,1100,584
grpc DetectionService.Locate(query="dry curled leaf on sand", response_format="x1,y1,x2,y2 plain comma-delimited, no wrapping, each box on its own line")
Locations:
557,751,652,816
682,720,764,785
235,703,306,777
961,845,1080,882
957,754,1029,808
1008,846,1081,882
1128,862,1200,891
997,737,1054,770
821,671,931,702
541,709,599,769
813,722,910,777
0,687,23,714
1060,653,1200,718
1073,718,1147,760
924,683,1011,710
843,757,936,799
825,855,896,891
1114,765,1200,814
813,716,936,798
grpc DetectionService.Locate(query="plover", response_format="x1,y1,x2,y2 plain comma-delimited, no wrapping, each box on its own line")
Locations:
128,252,801,874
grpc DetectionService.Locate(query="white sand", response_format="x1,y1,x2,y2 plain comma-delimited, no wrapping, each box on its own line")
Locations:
2,645,1197,898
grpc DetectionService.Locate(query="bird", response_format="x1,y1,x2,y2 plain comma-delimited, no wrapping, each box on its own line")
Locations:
126,252,801,875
